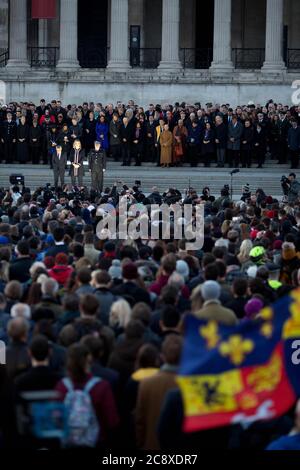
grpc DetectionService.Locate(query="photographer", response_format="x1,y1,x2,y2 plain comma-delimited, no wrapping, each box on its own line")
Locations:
283,173,300,203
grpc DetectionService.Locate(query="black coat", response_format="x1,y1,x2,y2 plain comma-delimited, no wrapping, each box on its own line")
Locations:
52,149,68,171
9,256,33,283
83,119,96,148
254,127,267,150
201,128,215,154
112,281,151,306
214,122,227,149
1,120,17,142
29,125,42,147
241,126,254,150
120,124,134,145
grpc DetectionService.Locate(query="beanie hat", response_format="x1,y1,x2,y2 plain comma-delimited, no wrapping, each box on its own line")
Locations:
176,260,190,281
245,298,264,318
122,262,138,280
273,239,283,250
265,196,273,205
200,281,221,301
108,259,122,279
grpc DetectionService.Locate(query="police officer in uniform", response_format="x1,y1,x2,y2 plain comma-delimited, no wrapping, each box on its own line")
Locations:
1,112,17,163
88,140,106,193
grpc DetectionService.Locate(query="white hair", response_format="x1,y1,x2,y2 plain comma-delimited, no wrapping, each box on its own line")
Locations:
29,261,46,278
41,277,59,296
11,303,31,320
109,299,131,328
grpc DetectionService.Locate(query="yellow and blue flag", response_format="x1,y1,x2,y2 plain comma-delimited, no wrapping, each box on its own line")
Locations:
177,289,300,433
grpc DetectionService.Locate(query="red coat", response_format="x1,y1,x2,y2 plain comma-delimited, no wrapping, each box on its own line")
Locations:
48,264,73,286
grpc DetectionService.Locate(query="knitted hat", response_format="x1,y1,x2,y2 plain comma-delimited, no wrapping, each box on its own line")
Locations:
273,240,283,250
200,281,221,301
176,260,190,281
108,259,122,280
245,298,264,318
122,262,138,280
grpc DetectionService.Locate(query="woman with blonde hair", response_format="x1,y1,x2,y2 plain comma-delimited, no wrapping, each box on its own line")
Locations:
70,139,85,188
237,238,253,268
109,299,132,337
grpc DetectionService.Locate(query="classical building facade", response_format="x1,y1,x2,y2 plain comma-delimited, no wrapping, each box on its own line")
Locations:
0,0,300,105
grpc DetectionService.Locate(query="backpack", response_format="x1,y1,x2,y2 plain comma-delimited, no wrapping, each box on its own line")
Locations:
62,377,100,447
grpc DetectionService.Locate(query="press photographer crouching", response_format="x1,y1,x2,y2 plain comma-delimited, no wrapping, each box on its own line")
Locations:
281,173,300,203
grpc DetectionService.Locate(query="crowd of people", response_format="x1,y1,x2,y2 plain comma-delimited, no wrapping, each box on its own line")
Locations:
1,172,300,451
0,98,300,169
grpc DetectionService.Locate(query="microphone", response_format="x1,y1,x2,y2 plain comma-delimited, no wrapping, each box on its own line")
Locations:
230,168,240,175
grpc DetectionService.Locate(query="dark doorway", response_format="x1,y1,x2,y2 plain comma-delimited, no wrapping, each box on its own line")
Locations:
195,0,214,68
78,0,108,68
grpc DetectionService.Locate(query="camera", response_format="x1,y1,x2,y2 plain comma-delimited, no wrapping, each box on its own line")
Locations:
281,175,290,196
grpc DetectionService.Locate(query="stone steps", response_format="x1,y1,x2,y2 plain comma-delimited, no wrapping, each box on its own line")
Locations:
0,163,292,200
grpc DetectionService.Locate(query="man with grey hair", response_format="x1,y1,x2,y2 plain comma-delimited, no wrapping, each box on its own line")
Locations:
193,280,238,326
88,140,106,193
11,303,31,320
35,277,62,318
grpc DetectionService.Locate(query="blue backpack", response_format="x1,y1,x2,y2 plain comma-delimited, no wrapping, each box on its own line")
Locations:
62,377,100,447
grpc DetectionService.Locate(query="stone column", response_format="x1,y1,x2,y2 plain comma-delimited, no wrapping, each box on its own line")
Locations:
38,19,48,49
107,0,130,71
262,0,286,72
57,0,79,69
6,0,29,68
210,0,233,74
158,0,181,70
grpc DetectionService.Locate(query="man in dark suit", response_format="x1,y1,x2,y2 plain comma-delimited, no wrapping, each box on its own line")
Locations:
120,117,133,166
1,112,17,163
227,115,243,167
52,145,67,189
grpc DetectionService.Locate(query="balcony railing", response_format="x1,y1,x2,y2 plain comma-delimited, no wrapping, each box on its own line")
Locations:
286,49,300,69
0,48,8,67
78,47,108,68
232,48,265,69
2,47,300,70
130,48,161,68
28,47,59,67
180,48,213,69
